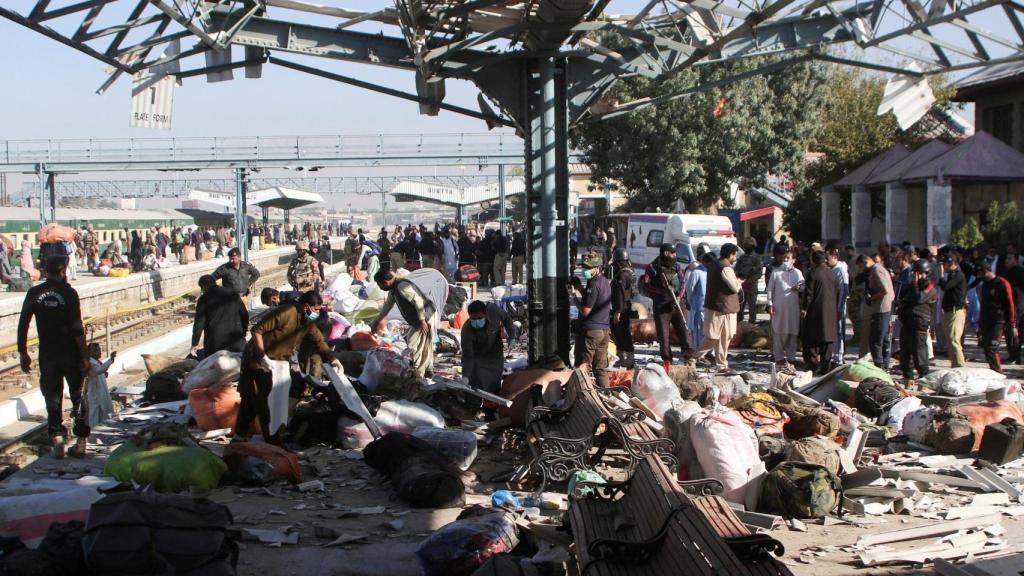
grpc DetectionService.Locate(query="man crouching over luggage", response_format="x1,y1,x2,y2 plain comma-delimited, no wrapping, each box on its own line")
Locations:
236,291,341,445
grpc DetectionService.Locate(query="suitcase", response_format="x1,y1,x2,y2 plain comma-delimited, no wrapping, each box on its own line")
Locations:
978,417,1024,465
456,264,480,283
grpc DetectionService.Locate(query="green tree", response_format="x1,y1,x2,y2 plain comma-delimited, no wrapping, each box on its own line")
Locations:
784,63,960,243
572,55,825,213
981,201,1023,248
950,217,984,250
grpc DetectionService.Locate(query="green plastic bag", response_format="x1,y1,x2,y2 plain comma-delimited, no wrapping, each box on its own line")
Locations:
567,470,606,499
844,356,894,385
105,442,227,492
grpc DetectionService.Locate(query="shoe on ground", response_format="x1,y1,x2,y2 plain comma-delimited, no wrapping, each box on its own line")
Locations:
67,438,87,459
52,436,65,460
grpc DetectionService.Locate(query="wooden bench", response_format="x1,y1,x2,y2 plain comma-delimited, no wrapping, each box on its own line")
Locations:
569,457,789,576
525,368,675,490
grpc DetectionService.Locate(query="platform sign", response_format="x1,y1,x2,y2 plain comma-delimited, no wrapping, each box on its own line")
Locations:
130,73,176,130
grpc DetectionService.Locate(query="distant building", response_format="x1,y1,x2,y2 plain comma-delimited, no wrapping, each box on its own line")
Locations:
955,61,1024,153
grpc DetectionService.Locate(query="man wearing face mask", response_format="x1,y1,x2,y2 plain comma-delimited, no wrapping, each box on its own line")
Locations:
897,259,938,380
693,243,742,372
642,244,692,366
461,300,513,420
236,292,339,444
575,251,612,387
374,270,439,378
18,256,90,459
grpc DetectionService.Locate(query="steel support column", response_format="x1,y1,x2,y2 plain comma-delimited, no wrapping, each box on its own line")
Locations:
525,57,571,366
48,173,56,223
36,164,47,227
498,163,507,235
381,190,387,228
235,167,249,261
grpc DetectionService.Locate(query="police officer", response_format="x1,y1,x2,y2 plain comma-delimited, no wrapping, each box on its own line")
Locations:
642,244,692,366
897,259,938,380
17,256,90,458
610,248,636,369
978,256,1017,373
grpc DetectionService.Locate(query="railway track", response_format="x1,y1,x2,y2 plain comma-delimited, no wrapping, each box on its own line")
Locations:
0,265,290,396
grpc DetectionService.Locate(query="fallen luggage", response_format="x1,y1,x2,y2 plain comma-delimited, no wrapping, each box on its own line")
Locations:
188,385,241,432
82,491,236,576
978,417,1024,465
222,442,302,484
852,378,903,418
144,358,198,403
632,363,682,419
412,427,478,471
104,442,226,492
456,265,481,283
925,407,976,454
416,511,518,576
0,487,103,548
689,409,761,503
785,435,842,475
364,432,466,509
182,351,241,393
759,461,841,519
339,400,445,449
956,400,1024,451
36,521,86,576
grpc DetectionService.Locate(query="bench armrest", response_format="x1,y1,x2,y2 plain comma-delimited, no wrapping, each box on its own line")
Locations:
676,478,725,497
724,534,786,562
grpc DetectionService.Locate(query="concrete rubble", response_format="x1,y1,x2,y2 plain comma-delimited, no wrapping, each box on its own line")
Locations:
2,265,1024,576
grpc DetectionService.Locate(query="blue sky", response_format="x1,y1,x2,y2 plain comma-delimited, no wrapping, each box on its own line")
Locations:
0,21,490,139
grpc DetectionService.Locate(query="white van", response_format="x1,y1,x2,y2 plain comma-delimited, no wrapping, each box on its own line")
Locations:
603,213,737,271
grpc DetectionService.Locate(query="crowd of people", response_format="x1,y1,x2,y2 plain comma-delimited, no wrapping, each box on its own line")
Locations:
569,233,1024,389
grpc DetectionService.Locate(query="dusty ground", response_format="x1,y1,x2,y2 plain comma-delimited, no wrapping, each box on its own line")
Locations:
4,323,1024,575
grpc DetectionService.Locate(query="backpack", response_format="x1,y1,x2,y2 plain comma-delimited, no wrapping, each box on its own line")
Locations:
925,407,976,455
457,265,481,283
7,278,33,292
82,491,237,576
759,462,842,519
853,378,903,418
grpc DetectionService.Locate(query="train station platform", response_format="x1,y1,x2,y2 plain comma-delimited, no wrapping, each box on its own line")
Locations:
0,240,341,351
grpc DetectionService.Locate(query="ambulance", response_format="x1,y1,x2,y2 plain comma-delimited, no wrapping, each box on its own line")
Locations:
602,213,737,270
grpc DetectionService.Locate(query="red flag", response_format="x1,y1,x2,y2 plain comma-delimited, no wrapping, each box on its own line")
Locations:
713,97,727,118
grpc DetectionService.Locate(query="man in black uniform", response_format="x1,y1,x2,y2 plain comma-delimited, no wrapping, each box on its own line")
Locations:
641,244,693,366
18,256,89,459
610,248,636,369
191,275,249,359
897,259,938,380
211,247,261,296
978,256,1017,373
1001,253,1024,364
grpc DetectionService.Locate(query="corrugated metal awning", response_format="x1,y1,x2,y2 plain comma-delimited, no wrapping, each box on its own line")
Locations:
740,207,777,221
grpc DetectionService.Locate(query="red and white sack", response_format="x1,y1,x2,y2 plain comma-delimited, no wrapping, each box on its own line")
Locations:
0,486,104,547
359,348,412,393
689,408,761,503
631,363,682,419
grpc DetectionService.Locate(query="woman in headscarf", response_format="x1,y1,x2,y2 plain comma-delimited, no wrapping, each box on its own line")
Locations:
129,230,143,271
